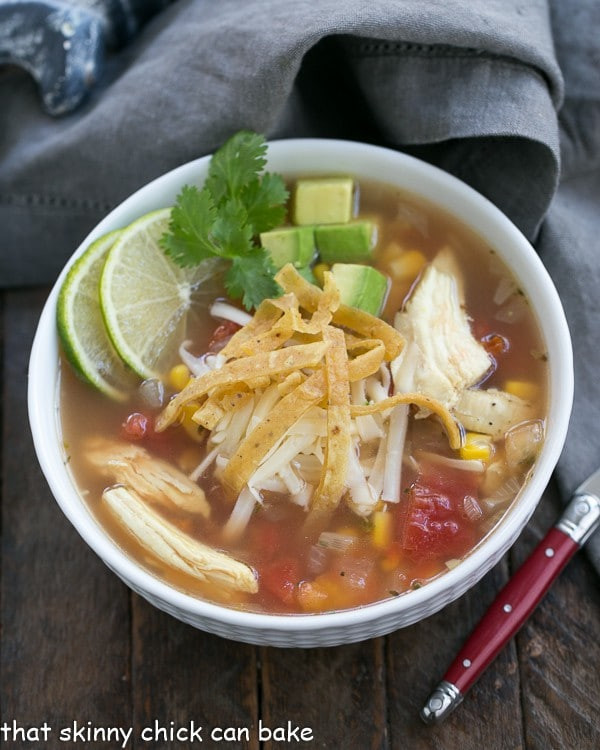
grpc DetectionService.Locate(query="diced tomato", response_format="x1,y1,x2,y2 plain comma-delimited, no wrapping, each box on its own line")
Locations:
260,557,300,605
121,412,150,440
208,320,242,352
481,332,510,358
398,466,478,561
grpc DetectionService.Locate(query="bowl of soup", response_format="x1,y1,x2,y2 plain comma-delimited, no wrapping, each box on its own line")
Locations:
28,137,573,646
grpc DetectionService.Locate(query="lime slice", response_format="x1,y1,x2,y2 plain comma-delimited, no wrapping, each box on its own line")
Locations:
100,208,221,380
57,230,139,401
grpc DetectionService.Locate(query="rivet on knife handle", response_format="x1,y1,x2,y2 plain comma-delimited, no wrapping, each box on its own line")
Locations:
420,491,600,725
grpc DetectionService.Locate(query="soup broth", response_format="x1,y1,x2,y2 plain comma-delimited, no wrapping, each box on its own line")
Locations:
60,178,548,614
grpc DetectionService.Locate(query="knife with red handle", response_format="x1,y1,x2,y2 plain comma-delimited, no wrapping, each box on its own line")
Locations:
421,468,600,724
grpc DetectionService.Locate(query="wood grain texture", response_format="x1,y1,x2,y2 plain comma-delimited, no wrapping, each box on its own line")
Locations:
1,289,131,732
260,639,387,749
131,595,259,750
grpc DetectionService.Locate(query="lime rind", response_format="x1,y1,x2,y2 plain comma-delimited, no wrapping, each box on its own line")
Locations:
57,230,139,401
99,208,221,380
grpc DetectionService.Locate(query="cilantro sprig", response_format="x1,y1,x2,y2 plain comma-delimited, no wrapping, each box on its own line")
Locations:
160,131,288,310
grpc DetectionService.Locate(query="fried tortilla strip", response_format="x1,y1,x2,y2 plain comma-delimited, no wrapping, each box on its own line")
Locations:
350,392,462,450
309,326,351,517
275,263,403,360
346,338,385,381
220,296,289,358
193,389,252,430
103,486,257,593
86,439,210,517
220,370,327,498
156,340,328,431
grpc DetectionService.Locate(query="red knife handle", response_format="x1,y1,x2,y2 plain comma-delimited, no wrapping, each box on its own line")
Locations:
444,526,576,693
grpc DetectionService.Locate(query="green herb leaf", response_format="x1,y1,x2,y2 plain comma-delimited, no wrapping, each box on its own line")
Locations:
160,185,218,265
205,131,268,204
243,173,289,234
211,198,254,258
161,131,289,310
225,253,280,311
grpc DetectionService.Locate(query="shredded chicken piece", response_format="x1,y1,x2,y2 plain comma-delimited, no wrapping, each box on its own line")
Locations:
102,486,257,593
393,259,491,411
86,438,210,517
454,388,536,439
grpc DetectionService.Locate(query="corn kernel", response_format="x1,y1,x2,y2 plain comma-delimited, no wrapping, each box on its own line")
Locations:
180,404,204,442
503,379,539,402
460,432,493,462
169,364,191,391
313,262,330,286
372,511,392,550
387,249,427,282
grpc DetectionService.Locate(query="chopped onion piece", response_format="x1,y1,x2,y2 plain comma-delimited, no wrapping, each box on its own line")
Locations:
417,451,485,473
139,378,165,408
178,341,225,377
445,558,461,570
307,543,328,575
317,531,355,551
494,294,528,324
505,419,544,469
222,487,257,541
482,476,521,511
210,301,253,327
493,276,518,305
462,494,484,522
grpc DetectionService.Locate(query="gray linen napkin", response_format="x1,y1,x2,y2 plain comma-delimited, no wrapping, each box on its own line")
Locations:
1,0,598,566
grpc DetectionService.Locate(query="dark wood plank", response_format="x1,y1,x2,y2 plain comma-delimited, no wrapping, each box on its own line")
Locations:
131,595,259,750
1,289,132,737
386,559,524,749
260,639,387,749
512,481,600,750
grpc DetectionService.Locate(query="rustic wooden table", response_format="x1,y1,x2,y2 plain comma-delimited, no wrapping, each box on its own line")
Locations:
2,287,599,750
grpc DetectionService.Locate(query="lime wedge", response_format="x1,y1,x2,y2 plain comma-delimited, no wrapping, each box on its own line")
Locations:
57,230,139,401
99,208,220,380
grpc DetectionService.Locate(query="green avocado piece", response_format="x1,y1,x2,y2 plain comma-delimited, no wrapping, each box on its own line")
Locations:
331,263,389,316
315,221,375,263
292,177,354,225
260,226,315,269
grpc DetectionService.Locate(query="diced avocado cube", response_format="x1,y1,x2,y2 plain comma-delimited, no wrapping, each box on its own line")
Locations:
315,221,375,263
331,263,389,316
260,226,315,269
292,177,354,225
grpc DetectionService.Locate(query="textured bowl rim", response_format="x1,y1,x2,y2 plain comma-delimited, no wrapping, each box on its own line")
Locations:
28,138,573,638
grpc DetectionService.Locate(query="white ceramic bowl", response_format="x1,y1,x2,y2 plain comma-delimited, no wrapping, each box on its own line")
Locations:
28,139,573,647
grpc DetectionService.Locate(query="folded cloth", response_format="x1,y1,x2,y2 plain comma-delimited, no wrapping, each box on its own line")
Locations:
1,0,598,566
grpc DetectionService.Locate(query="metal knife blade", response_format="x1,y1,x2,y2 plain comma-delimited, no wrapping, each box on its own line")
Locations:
574,465,600,498
557,469,600,547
